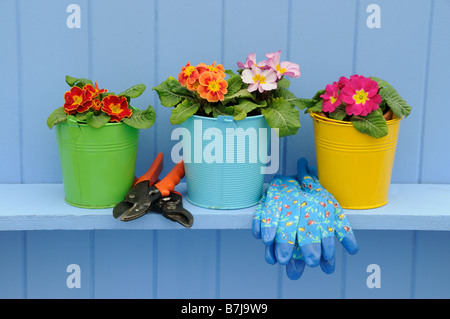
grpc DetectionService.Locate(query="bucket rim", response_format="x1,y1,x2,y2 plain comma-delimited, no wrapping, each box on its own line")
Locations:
57,120,130,128
309,111,401,126
191,113,265,121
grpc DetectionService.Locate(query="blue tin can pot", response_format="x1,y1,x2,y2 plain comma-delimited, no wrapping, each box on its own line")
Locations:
179,115,274,209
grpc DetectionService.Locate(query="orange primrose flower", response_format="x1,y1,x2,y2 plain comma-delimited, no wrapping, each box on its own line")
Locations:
83,81,107,100
91,98,103,112
197,71,228,102
178,61,200,87
101,95,132,122
63,86,91,115
196,62,226,78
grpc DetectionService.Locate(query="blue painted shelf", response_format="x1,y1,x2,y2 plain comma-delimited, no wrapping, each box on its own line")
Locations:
0,183,449,231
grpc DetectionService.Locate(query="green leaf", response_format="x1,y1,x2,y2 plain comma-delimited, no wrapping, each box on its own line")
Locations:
328,105,347,121
223,88,253,104
203,104,213,115
75,111,92,122
123,105,156,129
273,88,303,109
277,78,290,89
232,99,262,121
226,74,243,96
312,89,326,100
212,105,234,117
86,112,111,128
370,76,390,89
378,85,412,119
66,115,77,123
153,76,194,107
225,69,236,77
350,109,388,138
261,98,300,137
47,107,68,129
74,78,93,88
119,83,146,99
65,76,78,87
307,99,323,113
297,98,317,110
169,99,199,124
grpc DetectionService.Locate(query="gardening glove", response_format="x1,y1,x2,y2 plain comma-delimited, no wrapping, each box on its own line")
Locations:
253,175,335,268
282,158,359,279
252,176,303,265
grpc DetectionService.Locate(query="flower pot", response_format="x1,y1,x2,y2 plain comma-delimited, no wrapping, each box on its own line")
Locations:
310,112,401,209
55,121,139,208
179,114,272,209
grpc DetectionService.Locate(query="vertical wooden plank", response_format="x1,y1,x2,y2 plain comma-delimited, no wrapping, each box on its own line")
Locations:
344,230,414,298
89,0,157,177
219,230,279,298
93,230,154,298
413,231,450,298
281,242,344,298
156,0,223,176
156,230,217,298
0,231,24,298
285,0,357,175
421,0,450,183
353,0,431,183
26,230,91,298
18,0,90,183
0,0,21,183
223,0,289,177
223,0,289,71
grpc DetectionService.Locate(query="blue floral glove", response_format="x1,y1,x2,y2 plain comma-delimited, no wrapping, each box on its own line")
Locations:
252,176,305,265
252,158,359,280
253,175,336,269
282,158,359,279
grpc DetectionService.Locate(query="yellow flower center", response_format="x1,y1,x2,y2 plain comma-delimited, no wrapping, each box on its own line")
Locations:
110,103,121,114
184,66,196,77
73,95,83,105
353,89,369,105
252,74,266,84
208,80,220,92
276,64,286,74
330,96,338,104
208,66,218,73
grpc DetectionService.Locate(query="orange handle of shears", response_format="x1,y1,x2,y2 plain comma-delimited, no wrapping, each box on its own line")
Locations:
155,160,185,197
134,152,164,187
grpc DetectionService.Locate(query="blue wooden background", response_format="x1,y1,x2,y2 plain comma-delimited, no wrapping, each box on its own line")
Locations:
1,0,450,298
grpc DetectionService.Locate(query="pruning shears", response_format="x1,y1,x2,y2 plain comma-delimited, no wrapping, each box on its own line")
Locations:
113,153,193,228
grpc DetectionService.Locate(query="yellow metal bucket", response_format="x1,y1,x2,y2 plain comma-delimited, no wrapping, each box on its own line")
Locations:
310,112,401,209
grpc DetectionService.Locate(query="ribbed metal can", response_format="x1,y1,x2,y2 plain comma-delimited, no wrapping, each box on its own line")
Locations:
180,115,271,209
310,112,401,209
55,121,139,208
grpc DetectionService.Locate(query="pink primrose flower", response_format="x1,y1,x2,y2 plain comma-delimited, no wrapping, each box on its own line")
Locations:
320,82,342,113
241,66,278,93
340,75,381,116
266,50,301,79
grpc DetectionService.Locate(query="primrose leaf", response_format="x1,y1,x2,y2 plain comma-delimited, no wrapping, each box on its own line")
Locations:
153,76,194,107
232,99,261,121
86,112,111,128
65,76,78,87
226,74,243,96
261,98,300,137
378,85,412,119
351,108,388,138
47,107,68,129
169,99,199,125
119,83,146,99
273,88,303,109
123,105,156,129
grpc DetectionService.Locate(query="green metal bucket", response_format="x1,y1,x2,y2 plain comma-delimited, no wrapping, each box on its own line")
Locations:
55,121,139,208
